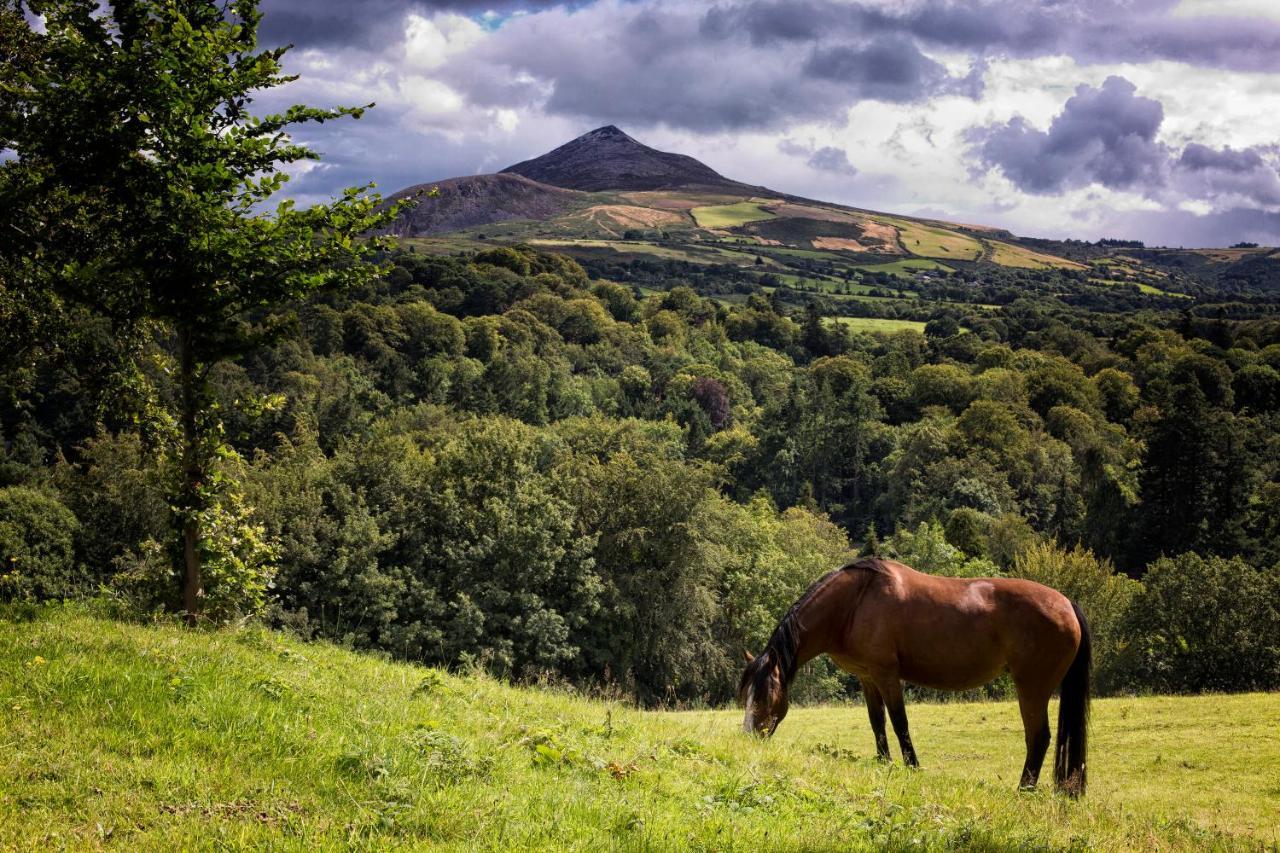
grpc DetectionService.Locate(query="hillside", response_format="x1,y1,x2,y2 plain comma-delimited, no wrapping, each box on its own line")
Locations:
382,173,587,237
390,127,1279,306
3,607,1277,850
501,125,753,193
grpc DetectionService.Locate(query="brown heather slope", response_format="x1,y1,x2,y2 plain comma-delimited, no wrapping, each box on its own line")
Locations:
382,173,587,237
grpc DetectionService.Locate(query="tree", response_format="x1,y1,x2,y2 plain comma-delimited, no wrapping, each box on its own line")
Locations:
1,0,408,619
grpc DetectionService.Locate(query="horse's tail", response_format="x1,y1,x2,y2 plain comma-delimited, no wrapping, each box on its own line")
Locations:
1054,600,1091,797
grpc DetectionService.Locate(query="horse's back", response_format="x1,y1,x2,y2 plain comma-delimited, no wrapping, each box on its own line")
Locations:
851,560,1082,688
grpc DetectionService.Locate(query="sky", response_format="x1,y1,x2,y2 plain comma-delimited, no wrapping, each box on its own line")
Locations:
256,0,1280,247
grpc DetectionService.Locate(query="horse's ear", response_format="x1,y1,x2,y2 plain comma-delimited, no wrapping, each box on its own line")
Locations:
742,650,754,663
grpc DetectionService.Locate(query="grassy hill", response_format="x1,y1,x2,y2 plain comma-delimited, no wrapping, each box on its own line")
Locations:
2,607,1277,850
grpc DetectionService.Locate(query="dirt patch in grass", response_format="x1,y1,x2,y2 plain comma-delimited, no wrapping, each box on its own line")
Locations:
569,205,686,233
856,218,901,248
812,237,872,251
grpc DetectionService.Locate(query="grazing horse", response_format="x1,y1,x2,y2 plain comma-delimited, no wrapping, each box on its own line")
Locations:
739,557,1091,795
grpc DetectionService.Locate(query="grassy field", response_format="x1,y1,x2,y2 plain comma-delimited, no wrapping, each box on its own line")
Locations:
988,241,1087,270
880,217,984,261
4,607,1277,850
826,317,930,333
855,258,953,278
691,201,778,229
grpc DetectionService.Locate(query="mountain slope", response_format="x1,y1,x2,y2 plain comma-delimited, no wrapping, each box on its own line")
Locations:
383,173,586,237
501,125,749,192
1,607,1273,848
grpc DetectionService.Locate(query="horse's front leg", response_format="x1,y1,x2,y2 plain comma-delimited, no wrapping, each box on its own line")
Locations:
860,677,891,761
877,676,919,767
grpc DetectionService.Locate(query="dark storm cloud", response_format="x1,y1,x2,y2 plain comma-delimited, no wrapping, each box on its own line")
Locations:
802,38,950,103
807,146,858,176
1175,143,1280,208
450,5,979,133
699,0,1280,73
968,75,1280,213
779,140,858,176
967,76,1169,194
258,0,559,49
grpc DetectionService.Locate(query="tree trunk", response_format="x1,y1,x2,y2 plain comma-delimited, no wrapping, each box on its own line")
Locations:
177,323,205,624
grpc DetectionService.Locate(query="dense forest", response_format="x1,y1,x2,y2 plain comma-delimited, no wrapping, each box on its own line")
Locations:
3,0,1279,708
4,241,1279,702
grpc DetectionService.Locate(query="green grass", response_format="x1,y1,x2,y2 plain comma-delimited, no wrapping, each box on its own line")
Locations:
879,217,984,261
855,258,952,278
825,317,929,333
987,241,1086,270
4,607,1277,850
691,201,777,229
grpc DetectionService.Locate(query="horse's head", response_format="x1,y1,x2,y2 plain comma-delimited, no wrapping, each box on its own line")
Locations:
738,650,788,737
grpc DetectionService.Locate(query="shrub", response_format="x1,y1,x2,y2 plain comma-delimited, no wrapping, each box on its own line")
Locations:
1010,540,1141,689
1117,553,1280,693
886,520,997,578
0,486,83,601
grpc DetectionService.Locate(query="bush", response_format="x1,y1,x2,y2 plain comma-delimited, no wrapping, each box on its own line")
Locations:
886,520,997,577
1010,540,1141,689
1117,553,1280,693
0,487,83,601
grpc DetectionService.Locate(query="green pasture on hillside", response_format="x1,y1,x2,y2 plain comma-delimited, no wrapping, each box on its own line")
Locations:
2,608,1276,850
879,217,984,261
691,201,778,229
826,317,930,333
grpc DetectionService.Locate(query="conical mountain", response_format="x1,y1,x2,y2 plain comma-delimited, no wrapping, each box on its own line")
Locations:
501,125,743,192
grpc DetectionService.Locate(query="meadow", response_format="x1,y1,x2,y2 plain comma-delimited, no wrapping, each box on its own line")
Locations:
880,217,985,261
4,607,1275,851
691,201,778,229
826,316,931,333
988,241,1088,271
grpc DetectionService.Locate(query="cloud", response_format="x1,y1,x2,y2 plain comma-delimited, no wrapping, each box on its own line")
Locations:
437,3,980,133
698,0,1280,73
967,75,1280,225
967,76,1169,194
258,0,556,49
802,38,952,104
779,140,859,176
246,0,1280,245
1174,143,1280,208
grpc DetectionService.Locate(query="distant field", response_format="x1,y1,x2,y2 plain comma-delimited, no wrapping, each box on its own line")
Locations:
4,609,1275,850
881,217,984,260
525,238,733,265
826,316,929,333
988,241,1086,270
855,258,953,278
692,201,778,229
1088,277,1184,297
774,273,880,295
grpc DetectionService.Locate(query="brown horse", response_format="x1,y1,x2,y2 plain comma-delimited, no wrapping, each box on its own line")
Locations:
739,557,1091,795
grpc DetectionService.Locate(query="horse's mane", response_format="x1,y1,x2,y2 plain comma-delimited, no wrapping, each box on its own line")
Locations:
739,557,886,698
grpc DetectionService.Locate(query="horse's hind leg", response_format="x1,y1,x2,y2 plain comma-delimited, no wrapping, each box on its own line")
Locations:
860,677,891,761
877,676,919,767
1014,680,1052,790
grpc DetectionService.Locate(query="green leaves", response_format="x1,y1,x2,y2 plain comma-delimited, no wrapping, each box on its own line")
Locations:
1,0,418,618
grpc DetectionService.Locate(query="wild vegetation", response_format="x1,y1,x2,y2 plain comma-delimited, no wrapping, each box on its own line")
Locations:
3,2,1280,848
3,0,1280,733
3,607,1277,850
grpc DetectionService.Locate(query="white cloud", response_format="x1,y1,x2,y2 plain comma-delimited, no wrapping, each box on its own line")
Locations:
403,13,485,71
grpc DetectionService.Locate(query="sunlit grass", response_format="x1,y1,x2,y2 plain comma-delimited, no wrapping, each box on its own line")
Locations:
691,201,778,229
988,241,1087,270
880,217,984,261
2,607,1275,850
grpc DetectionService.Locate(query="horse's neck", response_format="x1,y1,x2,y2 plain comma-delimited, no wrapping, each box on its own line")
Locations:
789,569,866,674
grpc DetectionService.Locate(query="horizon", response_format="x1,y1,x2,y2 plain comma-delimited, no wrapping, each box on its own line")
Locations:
246,0,1280,249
